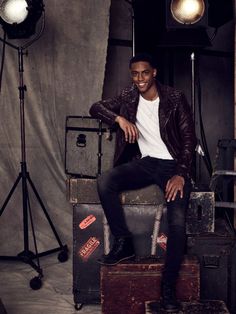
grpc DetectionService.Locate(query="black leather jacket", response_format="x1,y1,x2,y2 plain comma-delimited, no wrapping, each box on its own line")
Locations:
90,81,197,179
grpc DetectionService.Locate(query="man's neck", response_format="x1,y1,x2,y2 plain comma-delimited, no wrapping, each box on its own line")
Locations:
141,85,158,101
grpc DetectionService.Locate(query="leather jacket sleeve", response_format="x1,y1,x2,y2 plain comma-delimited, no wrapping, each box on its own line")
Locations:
89,85,138,126
89,93,123,126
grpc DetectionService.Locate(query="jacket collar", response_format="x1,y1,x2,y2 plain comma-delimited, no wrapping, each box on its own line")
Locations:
129,80,174,123
156,81,174,112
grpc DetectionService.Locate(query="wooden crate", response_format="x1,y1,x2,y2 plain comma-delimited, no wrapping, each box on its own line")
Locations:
101,256,200,314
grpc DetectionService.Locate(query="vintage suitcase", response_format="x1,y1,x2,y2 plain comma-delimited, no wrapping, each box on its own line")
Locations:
145,300,230,314
187,219,236,314
67,178,164,205
65,116,114,177
68,178,215,234
100,256,200,314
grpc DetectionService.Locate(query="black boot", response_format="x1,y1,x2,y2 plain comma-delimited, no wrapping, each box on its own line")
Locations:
161,281,180,312
98,236,135,265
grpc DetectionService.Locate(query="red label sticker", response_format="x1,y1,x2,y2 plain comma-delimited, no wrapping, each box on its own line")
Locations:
79,214,96,229
157,233,167,251
78,237,100,261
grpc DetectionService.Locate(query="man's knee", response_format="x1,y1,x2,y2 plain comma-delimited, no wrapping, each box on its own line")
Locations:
97,170,119,196
97,172,110,195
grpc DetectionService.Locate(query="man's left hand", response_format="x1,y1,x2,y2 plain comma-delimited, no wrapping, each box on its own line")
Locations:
165,175,185,202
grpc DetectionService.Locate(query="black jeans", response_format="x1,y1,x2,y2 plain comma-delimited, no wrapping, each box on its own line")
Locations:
97,156,192,283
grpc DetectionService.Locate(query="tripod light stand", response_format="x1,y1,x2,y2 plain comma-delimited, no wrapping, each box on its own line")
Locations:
0,0,68,290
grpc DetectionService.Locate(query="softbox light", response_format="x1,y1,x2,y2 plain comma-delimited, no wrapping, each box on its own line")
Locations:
0,0,44,39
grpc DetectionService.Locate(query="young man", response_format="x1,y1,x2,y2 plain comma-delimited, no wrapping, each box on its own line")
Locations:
89,53,196,311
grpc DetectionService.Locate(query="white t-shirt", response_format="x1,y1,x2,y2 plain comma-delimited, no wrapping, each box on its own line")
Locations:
136,94,173,160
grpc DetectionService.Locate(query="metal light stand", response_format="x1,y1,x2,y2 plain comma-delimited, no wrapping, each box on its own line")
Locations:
0,19,68,290
191,52,212,187
124,0,135,56
191,51,202,185
131,0,135,57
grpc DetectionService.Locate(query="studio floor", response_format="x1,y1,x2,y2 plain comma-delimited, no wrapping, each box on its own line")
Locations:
0,254,101,314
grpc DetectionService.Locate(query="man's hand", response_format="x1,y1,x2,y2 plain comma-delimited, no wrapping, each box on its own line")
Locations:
115,116,139,143
165,175,185,202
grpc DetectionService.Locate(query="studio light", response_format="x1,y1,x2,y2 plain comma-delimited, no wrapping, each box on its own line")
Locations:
0,0,28,24
0,0,44,39
163,0,210,47
166,0,208,29
171,0,205,24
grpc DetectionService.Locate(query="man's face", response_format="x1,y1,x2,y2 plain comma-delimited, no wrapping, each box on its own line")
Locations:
130,61,157,94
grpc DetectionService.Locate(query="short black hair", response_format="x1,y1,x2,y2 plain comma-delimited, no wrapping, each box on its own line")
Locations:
129,53,157,69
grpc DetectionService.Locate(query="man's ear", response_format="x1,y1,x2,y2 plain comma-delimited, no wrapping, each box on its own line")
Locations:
153,69,157,77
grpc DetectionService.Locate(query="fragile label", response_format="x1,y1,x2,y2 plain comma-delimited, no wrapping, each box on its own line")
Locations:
78,237,100,261
79,214,96,229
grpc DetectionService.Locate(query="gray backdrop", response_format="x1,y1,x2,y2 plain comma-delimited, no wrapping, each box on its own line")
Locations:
0,0,111,254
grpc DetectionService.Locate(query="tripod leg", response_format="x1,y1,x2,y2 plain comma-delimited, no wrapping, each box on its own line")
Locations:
0,174,22,216
25,180,43,270
26,173,65,248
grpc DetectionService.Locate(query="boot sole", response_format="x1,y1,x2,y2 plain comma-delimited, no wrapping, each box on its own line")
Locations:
163,308,180,313
97,254,135,266
161,303,181,313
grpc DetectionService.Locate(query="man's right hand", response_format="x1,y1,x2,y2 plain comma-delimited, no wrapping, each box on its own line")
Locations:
115,116,139,143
